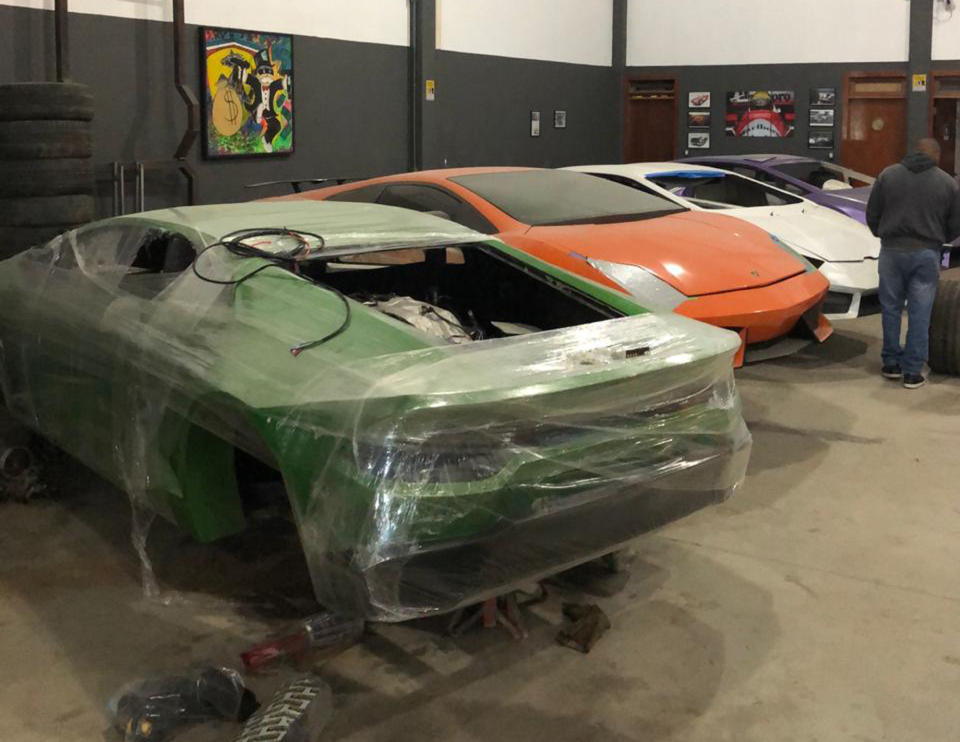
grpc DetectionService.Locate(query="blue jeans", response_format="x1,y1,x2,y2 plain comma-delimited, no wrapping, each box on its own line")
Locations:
878,247,941,375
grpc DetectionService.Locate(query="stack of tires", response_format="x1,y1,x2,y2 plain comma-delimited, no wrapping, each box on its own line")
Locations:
929,267,960,375
0,82,95,260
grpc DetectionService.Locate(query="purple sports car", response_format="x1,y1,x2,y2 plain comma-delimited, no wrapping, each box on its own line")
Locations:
680,154,874,224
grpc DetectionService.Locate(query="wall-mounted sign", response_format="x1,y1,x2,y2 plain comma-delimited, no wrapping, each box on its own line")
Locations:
530,111,541,137
554,110,567,129
425,79,436,101
912,74,928,92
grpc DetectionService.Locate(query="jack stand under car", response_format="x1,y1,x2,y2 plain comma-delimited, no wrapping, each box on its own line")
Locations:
447,585,549,640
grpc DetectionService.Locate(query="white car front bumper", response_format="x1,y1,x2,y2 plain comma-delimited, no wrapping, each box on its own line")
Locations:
817,258,880,319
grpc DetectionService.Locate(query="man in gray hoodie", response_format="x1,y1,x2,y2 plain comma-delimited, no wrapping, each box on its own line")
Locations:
866,138,960,388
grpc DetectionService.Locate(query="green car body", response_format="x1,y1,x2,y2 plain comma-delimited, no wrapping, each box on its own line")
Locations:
0,202,751,620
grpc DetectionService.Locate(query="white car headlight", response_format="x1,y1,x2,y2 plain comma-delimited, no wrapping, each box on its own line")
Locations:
768,233,823,271
587,258,688,310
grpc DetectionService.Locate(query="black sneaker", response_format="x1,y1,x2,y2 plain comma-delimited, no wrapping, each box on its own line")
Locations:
881,365,902,379
903,373,927,389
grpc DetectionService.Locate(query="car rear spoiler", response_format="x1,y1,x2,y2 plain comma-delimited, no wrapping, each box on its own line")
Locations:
244,177,361,194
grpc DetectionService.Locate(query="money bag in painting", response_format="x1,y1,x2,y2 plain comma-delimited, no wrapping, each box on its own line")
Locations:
211,52,252,138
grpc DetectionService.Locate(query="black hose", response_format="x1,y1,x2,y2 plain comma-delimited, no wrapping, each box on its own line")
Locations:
190,227,350,357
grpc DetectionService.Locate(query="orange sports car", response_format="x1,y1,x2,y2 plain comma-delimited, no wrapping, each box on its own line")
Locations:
276,167,832,365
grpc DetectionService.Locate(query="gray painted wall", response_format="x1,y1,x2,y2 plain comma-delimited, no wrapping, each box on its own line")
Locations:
429,52,619,169
1,5,622,217
1,6,410,213
625,62,908,162
7,3,951,213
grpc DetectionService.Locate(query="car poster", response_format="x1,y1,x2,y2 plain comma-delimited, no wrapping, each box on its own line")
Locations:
810,87,836,106
808,129,835,149
688,111,711,128
689,91,711,109
688,131,710,149
809,108,835,127
725,90,795,138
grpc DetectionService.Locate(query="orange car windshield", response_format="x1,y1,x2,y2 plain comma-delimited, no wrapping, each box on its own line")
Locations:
450,171,685,227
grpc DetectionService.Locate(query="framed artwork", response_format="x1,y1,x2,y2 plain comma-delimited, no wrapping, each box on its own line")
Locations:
554,110,567,129
726,90,795,137
809,108,835,127
530,111,541,137
809,130,835,149
200,27,294,158
688,111,711,128
810,87,837,106
689,91,711,109
688,131,710,149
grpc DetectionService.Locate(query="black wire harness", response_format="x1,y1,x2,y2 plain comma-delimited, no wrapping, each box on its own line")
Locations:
190,227,351,357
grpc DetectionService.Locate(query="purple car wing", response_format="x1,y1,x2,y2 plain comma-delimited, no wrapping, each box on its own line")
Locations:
680,155,871,224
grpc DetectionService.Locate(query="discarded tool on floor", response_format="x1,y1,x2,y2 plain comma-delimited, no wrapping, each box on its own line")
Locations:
107,666,258,742
235,675,333,742
556,603,611,654
241,610,364,671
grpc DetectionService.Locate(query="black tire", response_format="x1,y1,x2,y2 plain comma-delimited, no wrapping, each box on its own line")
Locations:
928,271,960,375
0,225,73,261
0,195,94,227
0,83,94,122
0,120,92,159
0,228,69,261
0,225,70,250
0,159,94,197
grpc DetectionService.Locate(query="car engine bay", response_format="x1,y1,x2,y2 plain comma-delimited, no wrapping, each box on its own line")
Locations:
299,244,621,344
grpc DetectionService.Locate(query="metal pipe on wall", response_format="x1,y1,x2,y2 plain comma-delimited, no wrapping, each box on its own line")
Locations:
54,0,69,82
408,0,421,171
172,0,199,161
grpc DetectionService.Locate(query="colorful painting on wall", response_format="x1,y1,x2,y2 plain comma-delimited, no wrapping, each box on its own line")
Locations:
201,27,293,158
725,90,795,138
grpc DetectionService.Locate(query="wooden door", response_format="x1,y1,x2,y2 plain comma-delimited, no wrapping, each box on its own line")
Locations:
932,99,959,175
624,78,676,163
929,72,960,176
842,74,907,177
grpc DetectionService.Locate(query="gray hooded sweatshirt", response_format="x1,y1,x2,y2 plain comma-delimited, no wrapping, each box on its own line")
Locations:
865,152,960,250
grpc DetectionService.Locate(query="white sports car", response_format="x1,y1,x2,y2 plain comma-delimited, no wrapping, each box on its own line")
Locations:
565,162,880,320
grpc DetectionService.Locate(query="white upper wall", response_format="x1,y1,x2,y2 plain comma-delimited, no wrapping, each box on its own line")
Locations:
437,0,613,67
933,2,960,60
627,0,910,66
0,0,410,46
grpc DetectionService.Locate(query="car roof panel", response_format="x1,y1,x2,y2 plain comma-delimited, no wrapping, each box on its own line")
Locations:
110,201,486,249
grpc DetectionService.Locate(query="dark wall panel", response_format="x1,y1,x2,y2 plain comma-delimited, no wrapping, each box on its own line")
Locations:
626,61,906,162
1,6,623,215
431,51,619,169
0,5,410,213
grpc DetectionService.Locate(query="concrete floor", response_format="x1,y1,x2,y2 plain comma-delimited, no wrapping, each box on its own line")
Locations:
1,314,959,742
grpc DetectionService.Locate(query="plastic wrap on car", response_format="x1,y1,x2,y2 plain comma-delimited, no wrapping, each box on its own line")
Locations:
0,203,752,621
